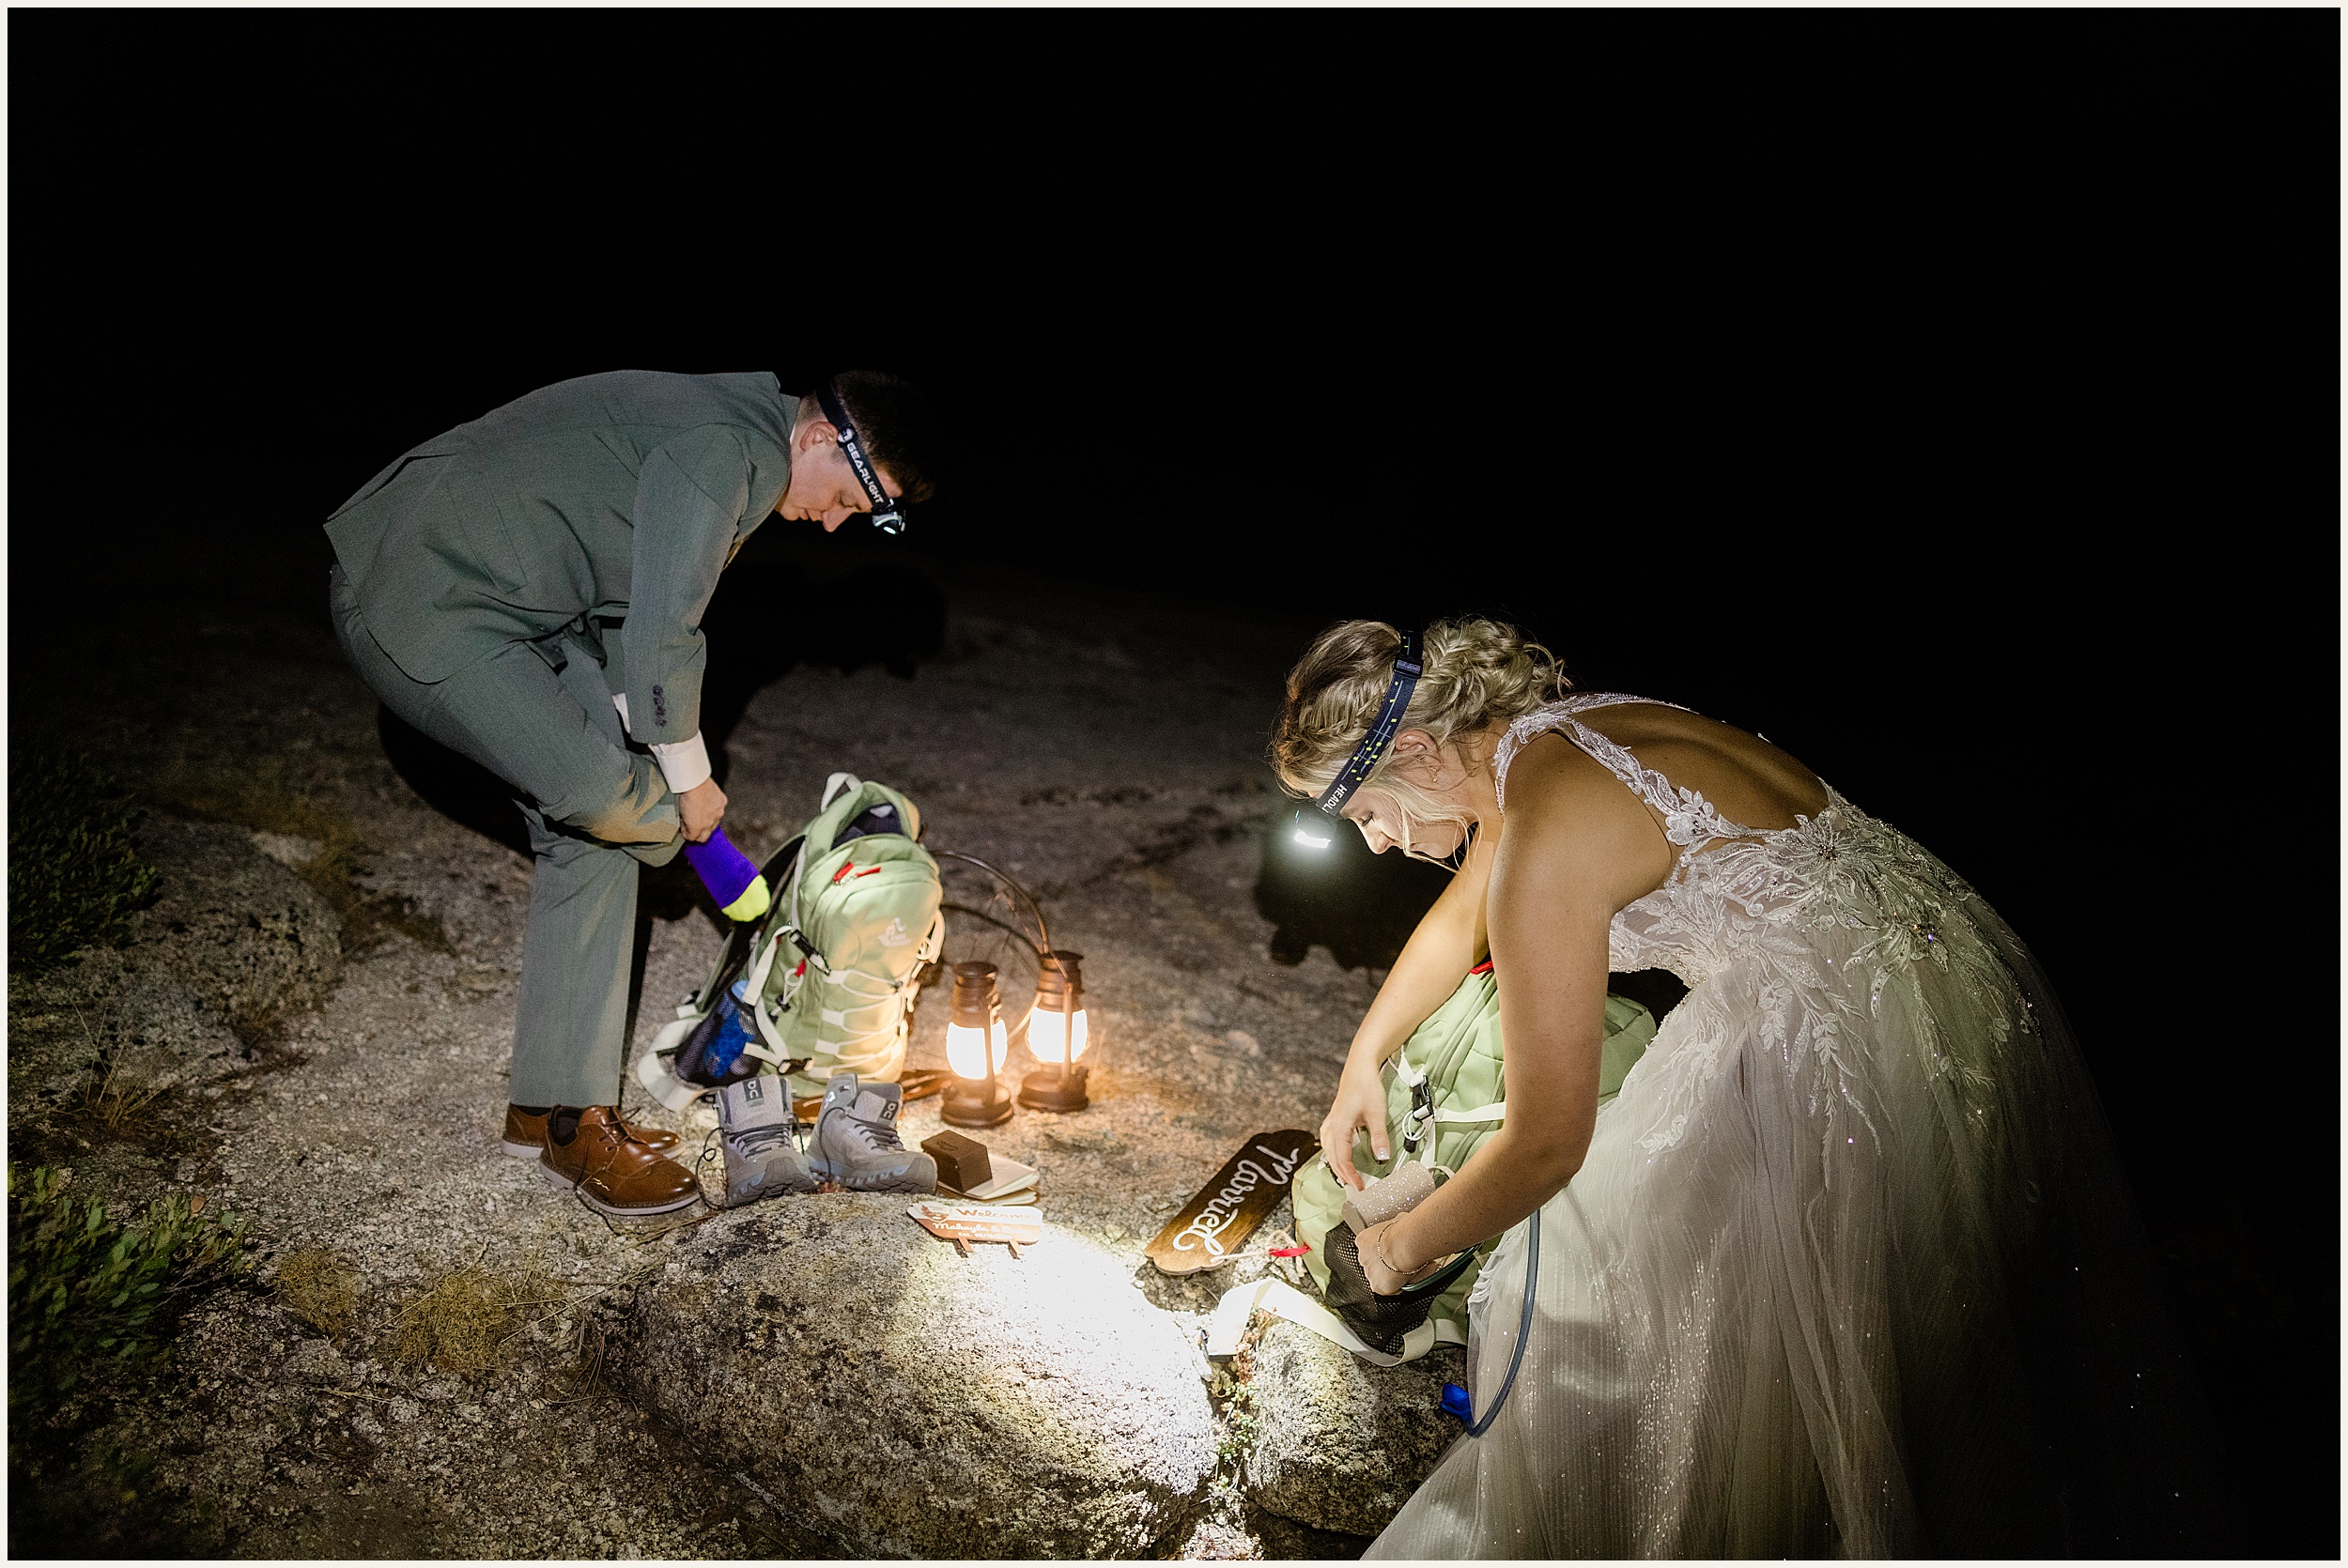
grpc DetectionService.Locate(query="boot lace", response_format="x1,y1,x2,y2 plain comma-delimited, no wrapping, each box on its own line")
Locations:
729,1120,797,1161
837,1103,904,1155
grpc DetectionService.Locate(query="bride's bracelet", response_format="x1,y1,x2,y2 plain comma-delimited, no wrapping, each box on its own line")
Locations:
1372,1222,1413,1282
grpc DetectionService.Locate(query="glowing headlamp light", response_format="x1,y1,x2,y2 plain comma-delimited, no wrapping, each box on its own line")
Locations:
1291,628,1423,850
814,378,907,535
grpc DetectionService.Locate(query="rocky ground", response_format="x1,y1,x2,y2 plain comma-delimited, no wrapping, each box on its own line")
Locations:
7,529,1483,1558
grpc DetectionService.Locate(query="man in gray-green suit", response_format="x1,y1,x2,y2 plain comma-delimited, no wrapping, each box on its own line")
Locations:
325,370,932,1216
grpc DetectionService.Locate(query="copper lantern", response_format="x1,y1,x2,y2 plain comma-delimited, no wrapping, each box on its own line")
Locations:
942,961,1014,1129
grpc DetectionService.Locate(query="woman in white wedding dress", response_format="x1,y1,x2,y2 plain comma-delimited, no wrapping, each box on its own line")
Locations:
1276,618,2218,1558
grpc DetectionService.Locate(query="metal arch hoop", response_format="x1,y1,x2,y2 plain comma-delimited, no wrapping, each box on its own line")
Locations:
929,850,1053,960
928,850,1054,1050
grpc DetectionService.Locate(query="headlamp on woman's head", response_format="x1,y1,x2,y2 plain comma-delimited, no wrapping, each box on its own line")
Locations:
1292,628,1423,849
814,378,907,535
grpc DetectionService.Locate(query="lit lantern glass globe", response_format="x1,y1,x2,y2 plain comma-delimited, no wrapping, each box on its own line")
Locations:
1027,1005,1088,1066
946,1016,1009,1079
942,961,1014,1129
1019,950,1092,1113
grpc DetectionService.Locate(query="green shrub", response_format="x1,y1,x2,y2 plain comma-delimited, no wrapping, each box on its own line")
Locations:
8,752,160,973
7,1167,252,1416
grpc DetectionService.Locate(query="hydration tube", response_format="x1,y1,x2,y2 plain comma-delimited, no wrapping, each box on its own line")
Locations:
1463,1207,1539,1437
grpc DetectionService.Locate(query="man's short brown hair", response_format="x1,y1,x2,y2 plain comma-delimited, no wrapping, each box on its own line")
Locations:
805,371,936,505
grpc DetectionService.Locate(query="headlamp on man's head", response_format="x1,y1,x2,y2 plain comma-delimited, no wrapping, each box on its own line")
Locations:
814,378,907,535
1291,628,1424,850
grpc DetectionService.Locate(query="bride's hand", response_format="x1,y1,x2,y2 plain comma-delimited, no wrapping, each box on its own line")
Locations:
1319,1062,1392,1191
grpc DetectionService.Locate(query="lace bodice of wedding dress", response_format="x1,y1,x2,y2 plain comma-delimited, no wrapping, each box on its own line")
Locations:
1494,694,2007,1161
1367,695,2218,1560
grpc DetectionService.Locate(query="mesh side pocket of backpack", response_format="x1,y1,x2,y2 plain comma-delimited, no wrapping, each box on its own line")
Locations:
1320,1221,1476,1357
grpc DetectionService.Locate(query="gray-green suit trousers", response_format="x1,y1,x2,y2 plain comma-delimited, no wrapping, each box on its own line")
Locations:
330,566,683,1108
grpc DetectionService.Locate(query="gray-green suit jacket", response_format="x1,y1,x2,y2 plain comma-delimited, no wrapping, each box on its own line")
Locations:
324,370,797,746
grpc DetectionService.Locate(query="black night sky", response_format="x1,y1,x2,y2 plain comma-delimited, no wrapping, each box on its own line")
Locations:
11,14,2339,1556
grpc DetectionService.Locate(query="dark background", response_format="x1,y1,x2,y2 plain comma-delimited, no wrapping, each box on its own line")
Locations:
11,16,2338,1555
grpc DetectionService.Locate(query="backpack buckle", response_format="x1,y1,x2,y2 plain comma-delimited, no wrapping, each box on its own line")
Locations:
1403,1080,1435,1158
786,928,830,976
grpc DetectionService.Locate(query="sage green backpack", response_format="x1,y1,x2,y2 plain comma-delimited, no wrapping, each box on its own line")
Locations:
1290,970,1657,1360
641,773,945,1109
744,773,945,1096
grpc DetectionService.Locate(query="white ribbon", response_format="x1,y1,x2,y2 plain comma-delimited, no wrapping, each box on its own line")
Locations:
1204,1277,1460,1368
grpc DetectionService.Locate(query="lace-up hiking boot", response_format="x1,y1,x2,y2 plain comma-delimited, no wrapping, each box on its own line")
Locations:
539,1105,702,1217
502,1103,678,1159
715,1075,817,1207
810,1073,936,1193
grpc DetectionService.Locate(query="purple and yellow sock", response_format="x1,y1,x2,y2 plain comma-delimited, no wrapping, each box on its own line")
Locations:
684,828,772,922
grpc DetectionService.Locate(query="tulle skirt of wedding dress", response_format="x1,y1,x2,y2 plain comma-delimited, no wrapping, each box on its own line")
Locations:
1368,890,2222,1559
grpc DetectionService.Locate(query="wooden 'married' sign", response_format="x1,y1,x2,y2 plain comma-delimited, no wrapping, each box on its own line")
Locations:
1146,1130,1319,1276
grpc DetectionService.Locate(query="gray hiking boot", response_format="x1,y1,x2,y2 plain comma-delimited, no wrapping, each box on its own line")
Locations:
810,1072,936,1193
716,1075,818,1207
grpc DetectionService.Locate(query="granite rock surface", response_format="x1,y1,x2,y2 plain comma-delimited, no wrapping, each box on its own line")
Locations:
1241,1318,1467,1537
134,815,344,1035
620,1198,1218,1557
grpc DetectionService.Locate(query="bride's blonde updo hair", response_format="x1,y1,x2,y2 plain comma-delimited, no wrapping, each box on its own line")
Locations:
1272,617,1570,856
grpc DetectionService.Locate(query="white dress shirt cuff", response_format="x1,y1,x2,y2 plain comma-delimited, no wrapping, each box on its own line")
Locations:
612,694,713,792
651,733,713,793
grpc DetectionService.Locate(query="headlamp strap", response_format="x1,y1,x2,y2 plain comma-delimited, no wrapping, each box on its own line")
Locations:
813,379,906,534
1312,628,1424,817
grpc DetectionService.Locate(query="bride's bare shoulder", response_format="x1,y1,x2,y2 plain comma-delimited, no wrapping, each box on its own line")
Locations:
1494,732,1673,902
1576,703,1830,826
1502,726,1661,830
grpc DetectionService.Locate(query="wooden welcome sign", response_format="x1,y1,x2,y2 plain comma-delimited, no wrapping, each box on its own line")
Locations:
1146,1130,1320,1276
909,1201,1045,1258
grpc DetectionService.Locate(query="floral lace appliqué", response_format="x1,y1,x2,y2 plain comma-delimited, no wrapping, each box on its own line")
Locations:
1496,697,2015,1158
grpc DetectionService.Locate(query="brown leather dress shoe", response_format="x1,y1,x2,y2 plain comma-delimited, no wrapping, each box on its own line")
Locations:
539,1106,702,1217
503,1103,680,1159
